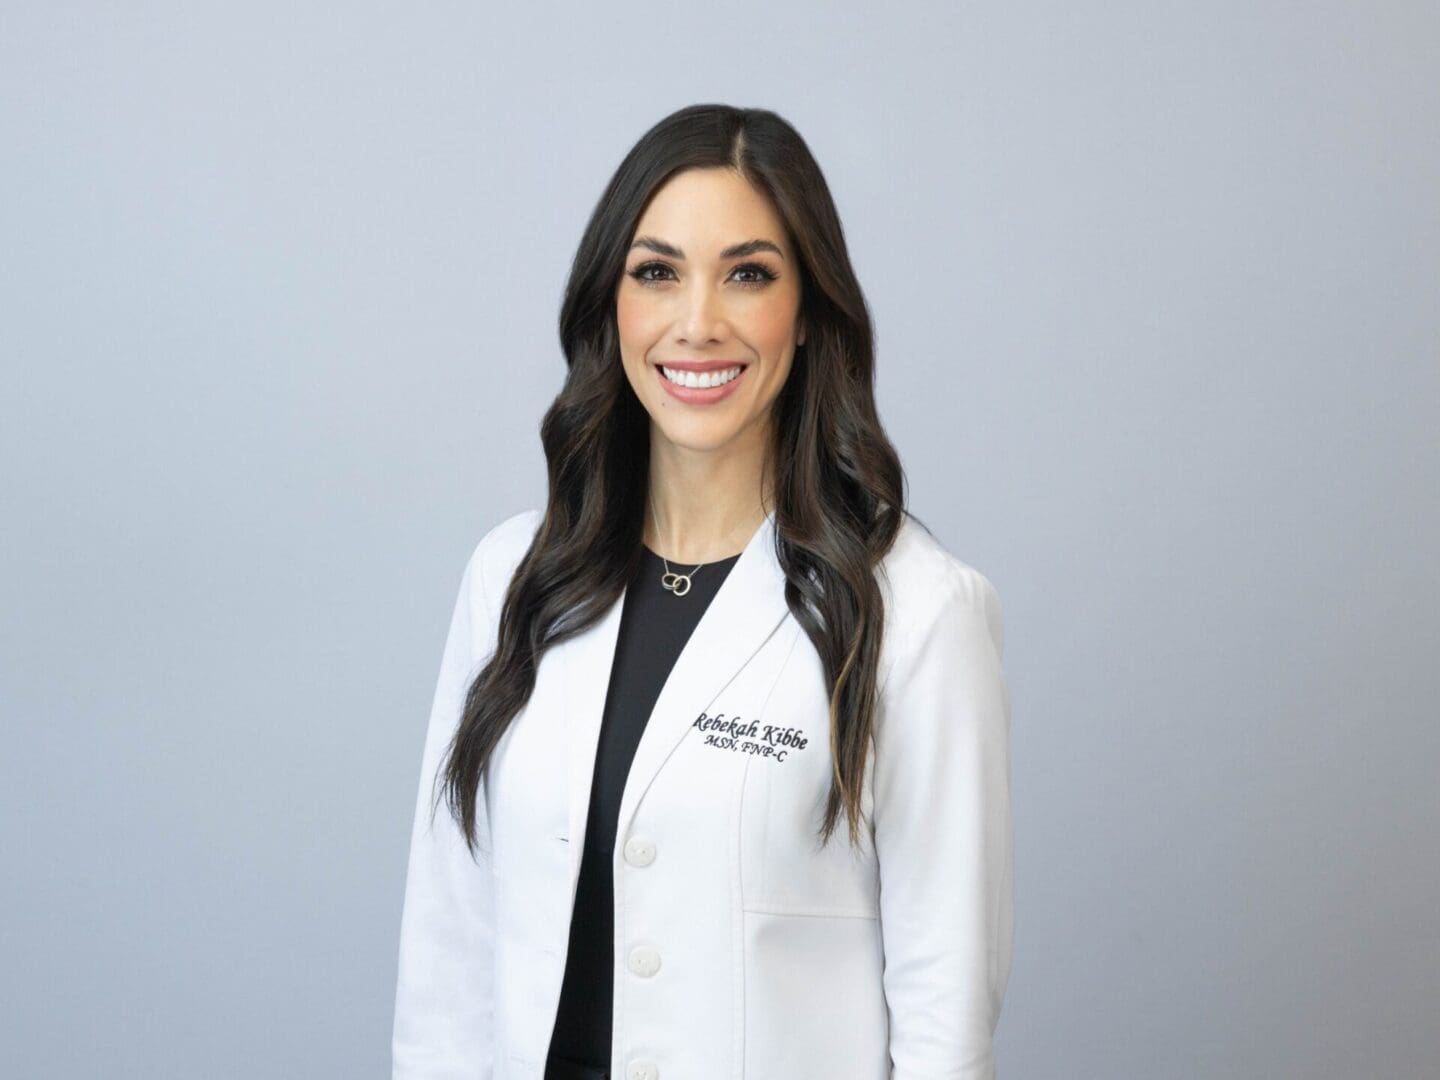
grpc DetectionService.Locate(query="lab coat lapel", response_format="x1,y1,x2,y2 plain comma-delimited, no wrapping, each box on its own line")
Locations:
559,508,791,880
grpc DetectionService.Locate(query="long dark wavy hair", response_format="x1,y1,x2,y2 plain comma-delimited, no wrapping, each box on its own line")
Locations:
440,103,912,855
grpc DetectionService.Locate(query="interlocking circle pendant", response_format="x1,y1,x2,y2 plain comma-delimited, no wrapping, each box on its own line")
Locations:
662,570,693,596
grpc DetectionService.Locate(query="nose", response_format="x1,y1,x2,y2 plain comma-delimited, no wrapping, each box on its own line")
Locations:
676,279,729,346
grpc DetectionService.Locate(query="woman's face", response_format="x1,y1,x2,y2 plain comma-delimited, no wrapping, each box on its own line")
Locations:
617,167,805,459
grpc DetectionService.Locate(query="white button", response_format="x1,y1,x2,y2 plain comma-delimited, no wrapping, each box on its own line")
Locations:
627,945,661,977
626,1061,658,1080
623,836,656,866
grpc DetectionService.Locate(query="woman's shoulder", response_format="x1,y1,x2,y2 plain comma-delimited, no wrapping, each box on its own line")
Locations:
475,506,544,561
461,507,544,605
876,512,1005,661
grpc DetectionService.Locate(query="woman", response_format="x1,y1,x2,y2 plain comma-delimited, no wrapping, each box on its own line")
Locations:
393,104,1014,1080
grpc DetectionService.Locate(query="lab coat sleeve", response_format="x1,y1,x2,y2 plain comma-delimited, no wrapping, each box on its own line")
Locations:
392,538,498,1079
871,567,1014,1080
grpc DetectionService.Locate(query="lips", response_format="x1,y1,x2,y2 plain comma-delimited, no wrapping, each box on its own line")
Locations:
654,361,748,405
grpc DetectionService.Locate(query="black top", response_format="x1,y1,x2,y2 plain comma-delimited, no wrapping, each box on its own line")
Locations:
544,542,743,1077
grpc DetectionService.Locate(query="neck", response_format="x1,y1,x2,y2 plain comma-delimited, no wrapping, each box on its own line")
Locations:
644,474,772,566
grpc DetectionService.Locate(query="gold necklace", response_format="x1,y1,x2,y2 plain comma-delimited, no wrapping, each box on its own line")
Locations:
649,499,706,598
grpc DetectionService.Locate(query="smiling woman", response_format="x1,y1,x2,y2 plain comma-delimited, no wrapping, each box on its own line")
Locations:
392,103,1014,1080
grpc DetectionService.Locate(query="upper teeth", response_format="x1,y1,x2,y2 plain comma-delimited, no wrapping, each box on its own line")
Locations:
661,365,743,389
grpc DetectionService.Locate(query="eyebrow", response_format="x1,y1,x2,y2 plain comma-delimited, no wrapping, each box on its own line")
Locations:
629,235,785,261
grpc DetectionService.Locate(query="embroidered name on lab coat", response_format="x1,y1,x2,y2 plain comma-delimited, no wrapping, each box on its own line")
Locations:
692,709,810,763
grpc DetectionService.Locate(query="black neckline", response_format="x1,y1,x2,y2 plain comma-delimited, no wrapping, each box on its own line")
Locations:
640,542,744,566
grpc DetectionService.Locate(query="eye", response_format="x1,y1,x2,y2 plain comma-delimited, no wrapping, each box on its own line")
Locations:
628,261,676,286
731,261,779,287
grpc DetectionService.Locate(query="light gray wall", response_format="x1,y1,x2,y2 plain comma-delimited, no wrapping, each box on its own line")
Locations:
3,3,1436,1077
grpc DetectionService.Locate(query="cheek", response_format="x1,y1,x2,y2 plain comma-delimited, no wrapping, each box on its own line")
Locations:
749,301,800,385
615,290,660,354
747,298,801,355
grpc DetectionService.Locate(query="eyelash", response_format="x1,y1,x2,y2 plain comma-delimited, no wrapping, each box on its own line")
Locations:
627,260,779,289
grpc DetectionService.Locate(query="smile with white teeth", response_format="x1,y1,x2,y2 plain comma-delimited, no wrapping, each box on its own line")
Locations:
660,364,744,389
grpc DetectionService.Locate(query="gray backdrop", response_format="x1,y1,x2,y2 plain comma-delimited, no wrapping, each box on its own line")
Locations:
3,3,1436,1078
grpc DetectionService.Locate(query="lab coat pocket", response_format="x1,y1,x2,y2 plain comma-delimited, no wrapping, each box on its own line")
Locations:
741,909,889,1078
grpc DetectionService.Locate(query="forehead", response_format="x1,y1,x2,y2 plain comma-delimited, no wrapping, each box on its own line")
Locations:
633,168,790,258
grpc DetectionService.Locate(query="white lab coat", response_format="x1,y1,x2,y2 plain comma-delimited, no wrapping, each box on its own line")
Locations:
393,506,1014,1080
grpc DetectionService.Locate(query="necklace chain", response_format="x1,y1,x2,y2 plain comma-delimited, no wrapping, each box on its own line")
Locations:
650,499,705,598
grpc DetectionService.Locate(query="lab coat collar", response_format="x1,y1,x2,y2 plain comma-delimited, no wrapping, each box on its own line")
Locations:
560,506,791,877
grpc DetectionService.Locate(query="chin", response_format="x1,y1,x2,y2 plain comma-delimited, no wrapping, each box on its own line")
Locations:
652,416,744,454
